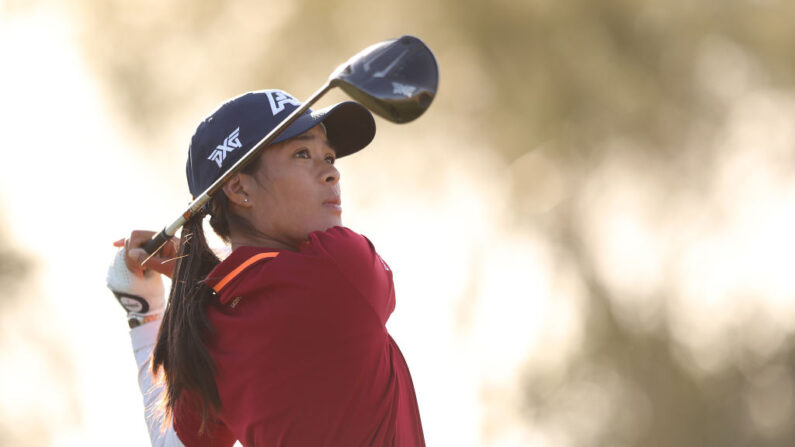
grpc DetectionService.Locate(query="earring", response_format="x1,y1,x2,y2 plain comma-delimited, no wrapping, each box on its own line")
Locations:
244,197,249,203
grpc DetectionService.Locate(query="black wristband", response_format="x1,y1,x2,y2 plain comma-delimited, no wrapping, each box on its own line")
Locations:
112,291,150,314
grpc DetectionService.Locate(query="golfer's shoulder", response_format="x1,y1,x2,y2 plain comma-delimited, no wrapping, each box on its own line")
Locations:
304,226,378,263
204,227,379,297
304,227,393,294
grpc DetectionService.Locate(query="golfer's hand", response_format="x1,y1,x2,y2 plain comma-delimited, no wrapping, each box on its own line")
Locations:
106,231,179,321
119,230,180,279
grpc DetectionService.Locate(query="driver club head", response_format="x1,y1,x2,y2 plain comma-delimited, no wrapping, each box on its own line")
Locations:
329,35,439,124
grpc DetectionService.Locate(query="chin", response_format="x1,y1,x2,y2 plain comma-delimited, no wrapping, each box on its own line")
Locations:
307,216,342,235
323,215,343,229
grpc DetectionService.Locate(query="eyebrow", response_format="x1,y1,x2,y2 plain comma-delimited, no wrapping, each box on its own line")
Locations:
292,133,336,152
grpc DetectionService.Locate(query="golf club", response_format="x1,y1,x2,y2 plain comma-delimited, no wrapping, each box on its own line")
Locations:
141,35,439,257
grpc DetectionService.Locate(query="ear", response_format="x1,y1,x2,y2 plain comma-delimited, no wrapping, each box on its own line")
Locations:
222,173,252,208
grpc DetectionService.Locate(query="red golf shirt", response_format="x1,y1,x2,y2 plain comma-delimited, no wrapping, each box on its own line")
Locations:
173,226,425,446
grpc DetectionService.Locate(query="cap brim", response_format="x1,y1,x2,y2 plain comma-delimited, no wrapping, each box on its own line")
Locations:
273,101,376,158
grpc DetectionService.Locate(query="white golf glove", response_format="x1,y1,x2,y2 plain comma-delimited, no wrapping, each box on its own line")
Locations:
107,247,165,327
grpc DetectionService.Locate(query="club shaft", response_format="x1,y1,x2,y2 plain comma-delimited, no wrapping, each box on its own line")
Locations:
143,81,334,256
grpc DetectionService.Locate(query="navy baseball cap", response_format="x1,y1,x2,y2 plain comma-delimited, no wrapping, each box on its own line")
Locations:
186,89,376,198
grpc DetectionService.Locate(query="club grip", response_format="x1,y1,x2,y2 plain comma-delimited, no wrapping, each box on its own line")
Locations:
142,228,172,255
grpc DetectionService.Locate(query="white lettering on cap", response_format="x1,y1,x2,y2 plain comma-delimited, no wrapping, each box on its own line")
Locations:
265,90,301,115
208,127,242,168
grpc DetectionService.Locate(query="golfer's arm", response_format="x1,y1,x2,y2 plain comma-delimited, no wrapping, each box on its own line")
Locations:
130,321,185,447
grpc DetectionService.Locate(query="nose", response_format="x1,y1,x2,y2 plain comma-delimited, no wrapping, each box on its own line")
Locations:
322,165,340,185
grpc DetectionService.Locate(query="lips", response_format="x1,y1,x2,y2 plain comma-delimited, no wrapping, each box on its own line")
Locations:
323,196,342,213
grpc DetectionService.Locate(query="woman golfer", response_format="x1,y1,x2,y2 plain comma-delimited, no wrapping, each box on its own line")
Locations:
108,90,425,446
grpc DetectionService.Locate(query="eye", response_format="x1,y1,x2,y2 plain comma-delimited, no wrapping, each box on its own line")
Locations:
294,149,310,159
325,154,336,164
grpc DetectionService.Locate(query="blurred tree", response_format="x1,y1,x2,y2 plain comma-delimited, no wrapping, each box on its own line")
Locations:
0,246,27,307
0,237,80,447
0,229,41,446
24,0,795,445
61,0,795,165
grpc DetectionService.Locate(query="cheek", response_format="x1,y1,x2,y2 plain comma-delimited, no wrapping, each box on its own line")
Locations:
262,175,317,220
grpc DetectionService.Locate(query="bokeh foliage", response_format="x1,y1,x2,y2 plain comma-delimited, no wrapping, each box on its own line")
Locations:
12,0,795,445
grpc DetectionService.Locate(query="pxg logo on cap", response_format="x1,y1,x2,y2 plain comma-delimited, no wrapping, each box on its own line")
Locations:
208,127,242,168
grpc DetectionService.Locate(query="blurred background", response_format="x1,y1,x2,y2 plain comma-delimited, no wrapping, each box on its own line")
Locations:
2,0,795,446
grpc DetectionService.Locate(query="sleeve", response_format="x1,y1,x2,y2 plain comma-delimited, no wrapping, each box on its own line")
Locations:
129,321,186,447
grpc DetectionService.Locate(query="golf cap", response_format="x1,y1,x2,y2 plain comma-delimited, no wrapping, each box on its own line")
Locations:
186,89,376,198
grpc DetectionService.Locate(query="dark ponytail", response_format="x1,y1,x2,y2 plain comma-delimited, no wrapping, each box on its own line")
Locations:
151,213,221,431
152,160,261,432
